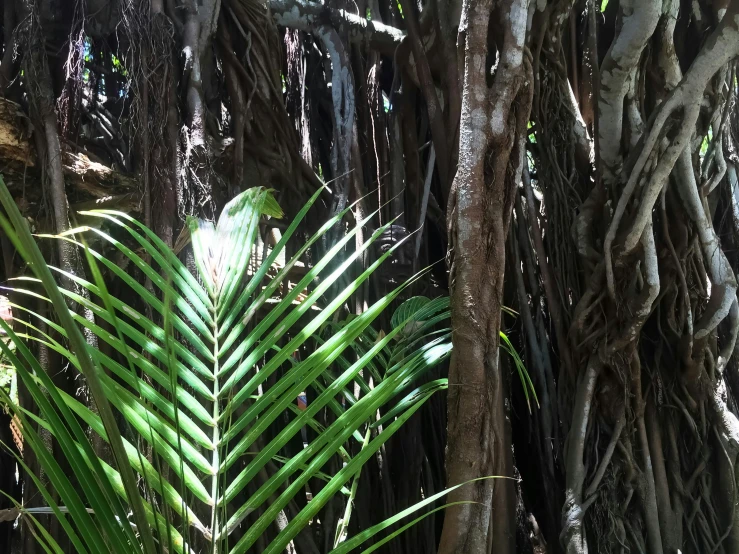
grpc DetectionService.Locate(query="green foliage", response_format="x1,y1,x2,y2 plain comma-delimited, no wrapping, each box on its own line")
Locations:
328,297,536,414
0,338,15,401
110,54,127,76
700,127,713,164
0,176,461,553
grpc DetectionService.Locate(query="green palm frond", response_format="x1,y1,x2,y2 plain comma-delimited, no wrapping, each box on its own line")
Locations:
0,175,459,553
320,295,537,416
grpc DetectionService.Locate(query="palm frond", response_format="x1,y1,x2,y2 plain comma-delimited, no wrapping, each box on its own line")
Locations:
0,175,463,553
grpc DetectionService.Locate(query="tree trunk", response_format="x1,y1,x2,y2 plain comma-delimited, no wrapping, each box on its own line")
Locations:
439,1,533,553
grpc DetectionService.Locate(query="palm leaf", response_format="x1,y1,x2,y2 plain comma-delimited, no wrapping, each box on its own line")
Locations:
0,175,458,553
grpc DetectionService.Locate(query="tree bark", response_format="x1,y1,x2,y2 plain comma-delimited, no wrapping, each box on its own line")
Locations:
439,1,533,553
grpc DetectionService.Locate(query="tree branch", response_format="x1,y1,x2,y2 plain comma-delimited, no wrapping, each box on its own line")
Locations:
270,0,405,53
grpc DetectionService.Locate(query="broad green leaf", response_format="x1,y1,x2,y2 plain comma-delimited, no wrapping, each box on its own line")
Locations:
390,295,430,330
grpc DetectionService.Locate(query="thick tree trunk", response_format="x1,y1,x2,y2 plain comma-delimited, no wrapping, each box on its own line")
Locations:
438,1,533,553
